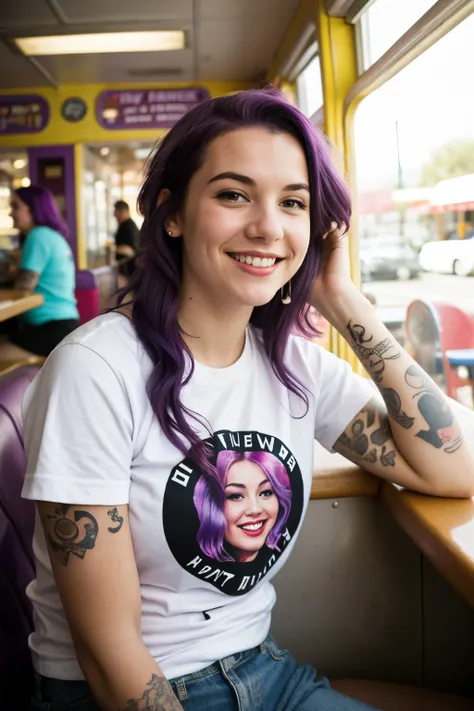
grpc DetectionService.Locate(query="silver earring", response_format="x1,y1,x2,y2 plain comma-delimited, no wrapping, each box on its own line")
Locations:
281,280,292,305
167,230,173,236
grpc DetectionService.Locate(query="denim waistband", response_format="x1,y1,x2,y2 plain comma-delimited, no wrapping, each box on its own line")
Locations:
169,635,270,686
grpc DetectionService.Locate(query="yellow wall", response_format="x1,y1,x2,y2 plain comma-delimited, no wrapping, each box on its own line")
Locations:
0,81,252,148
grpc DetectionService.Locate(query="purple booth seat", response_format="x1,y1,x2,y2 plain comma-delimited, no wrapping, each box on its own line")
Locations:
0,365,40,709
75,269,100,325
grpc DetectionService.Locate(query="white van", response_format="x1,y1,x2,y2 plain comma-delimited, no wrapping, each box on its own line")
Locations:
419,238,474,276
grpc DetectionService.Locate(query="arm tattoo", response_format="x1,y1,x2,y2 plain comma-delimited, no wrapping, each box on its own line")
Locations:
14,268,39,291
346,321,400,383
107,507,124,533
381,388,415,429
119,673,182,711
46,505,98,566
405,364,464,453
335,406,397,468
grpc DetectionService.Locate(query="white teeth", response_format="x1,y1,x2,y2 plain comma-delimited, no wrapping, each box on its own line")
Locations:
241,522,264,531
231,254,277,268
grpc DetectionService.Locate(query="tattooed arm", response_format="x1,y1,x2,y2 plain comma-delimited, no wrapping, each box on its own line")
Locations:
322,285,474,498
38,502,183,711
14,268,39,292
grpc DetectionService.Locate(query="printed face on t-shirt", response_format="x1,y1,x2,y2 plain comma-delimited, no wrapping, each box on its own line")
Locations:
163,430,303,596
224,459,280,563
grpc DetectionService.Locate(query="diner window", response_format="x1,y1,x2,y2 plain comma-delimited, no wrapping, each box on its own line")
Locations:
357,0,438,70
354,10,474,407
296,54,323,118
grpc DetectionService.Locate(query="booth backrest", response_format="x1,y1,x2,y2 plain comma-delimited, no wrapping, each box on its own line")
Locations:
0,365,39,708
75,269,100,325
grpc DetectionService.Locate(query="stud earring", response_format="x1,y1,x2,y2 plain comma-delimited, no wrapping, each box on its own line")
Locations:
167,230,173,236
281,280,292,305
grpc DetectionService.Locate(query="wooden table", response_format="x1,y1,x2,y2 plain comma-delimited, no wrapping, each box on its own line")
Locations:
0,289,43,323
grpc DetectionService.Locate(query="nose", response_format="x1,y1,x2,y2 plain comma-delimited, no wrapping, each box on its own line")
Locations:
246,203,284,243
245,495,263,517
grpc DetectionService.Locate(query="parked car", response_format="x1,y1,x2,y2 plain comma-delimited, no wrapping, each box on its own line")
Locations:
360,235,420,282
419,238,474,276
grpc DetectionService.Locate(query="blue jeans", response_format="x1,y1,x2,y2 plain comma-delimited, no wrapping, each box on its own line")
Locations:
32,635,381,711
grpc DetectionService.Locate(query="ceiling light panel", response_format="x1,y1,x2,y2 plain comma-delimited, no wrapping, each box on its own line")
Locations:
14,31,185,56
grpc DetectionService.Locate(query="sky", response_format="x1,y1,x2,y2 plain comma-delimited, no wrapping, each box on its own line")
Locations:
354,0,474,190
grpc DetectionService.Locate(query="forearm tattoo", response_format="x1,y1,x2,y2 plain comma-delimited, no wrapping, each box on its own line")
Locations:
404,364,463,452
119,673,182,711
345,319,464,454
346,320,400,383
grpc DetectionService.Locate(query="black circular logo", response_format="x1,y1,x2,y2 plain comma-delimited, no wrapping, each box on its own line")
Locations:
61,97,87,123
163,429,304,596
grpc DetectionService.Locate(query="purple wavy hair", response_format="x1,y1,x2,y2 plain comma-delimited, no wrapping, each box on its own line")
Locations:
15,185,68,238
118,88,351,471
193,450,292,563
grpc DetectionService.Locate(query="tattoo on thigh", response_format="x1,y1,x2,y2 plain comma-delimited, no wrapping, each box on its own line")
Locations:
46,505,98,566
119,673,182,710
107,507,124,533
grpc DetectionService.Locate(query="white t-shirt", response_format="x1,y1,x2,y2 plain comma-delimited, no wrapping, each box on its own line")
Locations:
21,313,374,681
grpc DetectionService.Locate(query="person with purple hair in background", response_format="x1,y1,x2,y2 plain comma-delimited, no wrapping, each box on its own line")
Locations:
194,450,292,563
21,88,474,711
0,185,79,357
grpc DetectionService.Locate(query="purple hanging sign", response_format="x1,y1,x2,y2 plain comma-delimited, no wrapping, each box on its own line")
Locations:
96,87,210,130
0,94,49,135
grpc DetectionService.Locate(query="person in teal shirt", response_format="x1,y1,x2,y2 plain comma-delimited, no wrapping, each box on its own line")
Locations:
8,185,79,356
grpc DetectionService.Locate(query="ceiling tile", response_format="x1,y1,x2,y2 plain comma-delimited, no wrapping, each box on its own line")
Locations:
58,0,193,23
0,0,58,27
199,0,300,21
0,42,49,88
37,49,194,84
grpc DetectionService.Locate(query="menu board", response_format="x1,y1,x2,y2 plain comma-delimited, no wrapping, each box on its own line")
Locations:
96,88,210,130
0,94,49,134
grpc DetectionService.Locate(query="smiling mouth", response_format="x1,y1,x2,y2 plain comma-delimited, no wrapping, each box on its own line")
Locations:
228,253,283,268
238,519,266,532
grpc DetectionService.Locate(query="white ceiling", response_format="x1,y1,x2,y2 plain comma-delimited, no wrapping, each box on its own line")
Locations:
0,0,301,88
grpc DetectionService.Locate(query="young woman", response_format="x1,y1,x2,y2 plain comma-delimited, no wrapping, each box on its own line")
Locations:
8,186,79,356
194,450,292,563
23,89,474,711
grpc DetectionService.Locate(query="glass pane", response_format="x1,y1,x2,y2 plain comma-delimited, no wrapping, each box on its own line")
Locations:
354,11,474,407
296,55,323,117
359,0,438,70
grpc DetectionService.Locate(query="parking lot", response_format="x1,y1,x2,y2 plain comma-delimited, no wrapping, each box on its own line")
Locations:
365,272,474,312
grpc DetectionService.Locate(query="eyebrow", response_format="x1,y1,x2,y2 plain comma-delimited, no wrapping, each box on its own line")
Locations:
208,172,309,193
225,478,270,490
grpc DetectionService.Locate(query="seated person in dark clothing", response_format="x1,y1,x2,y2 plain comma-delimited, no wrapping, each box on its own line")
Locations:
113,200,140,260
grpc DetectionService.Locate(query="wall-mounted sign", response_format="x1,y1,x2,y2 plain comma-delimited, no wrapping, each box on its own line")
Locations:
0,94,49,135
96,88,210,130
61,97,87,123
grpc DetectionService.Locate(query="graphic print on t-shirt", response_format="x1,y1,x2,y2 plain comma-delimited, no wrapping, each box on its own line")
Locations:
163,430,304,596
